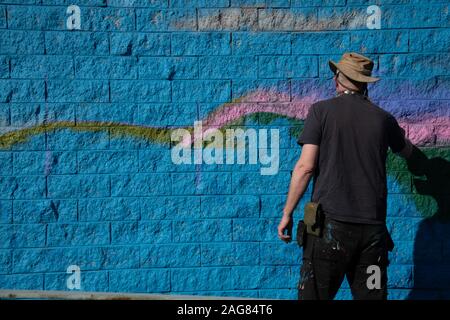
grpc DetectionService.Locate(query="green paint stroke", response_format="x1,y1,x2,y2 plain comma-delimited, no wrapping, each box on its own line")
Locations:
387,147,450,220
0,112,301,149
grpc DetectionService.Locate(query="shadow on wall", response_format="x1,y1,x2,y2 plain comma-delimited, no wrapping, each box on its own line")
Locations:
406,146,450,299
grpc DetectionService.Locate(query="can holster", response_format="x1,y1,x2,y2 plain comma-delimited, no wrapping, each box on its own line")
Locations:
304,202,324,237
296,202,324,247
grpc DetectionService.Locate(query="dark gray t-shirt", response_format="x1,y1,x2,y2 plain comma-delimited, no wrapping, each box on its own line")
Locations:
297,93,406,224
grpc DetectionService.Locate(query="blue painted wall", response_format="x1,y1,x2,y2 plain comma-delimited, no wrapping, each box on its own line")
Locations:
0,0,449,299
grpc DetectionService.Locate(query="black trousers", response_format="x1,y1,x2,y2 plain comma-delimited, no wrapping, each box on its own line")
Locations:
298,217,390,300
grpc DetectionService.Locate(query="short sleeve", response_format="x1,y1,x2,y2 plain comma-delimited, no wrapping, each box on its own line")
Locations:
297,104,322,146
386,115,406,153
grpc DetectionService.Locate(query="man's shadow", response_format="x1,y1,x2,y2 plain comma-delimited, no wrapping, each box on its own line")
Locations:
405,146,450,299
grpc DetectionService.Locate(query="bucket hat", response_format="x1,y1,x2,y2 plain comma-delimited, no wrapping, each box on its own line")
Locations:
329,52,379,83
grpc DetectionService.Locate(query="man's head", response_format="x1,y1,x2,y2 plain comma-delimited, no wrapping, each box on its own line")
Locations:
329,52,379,95
334,71,367,94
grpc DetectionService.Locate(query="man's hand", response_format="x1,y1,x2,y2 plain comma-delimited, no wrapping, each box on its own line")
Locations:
277,214,293,243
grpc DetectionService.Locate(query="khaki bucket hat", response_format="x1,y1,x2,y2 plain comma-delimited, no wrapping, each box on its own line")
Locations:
329,52,379,83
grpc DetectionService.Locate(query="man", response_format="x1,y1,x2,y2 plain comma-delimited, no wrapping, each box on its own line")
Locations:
277,52,414,300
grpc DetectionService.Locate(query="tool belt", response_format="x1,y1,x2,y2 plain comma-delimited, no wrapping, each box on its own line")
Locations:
296,202,395,252
296,202,324,248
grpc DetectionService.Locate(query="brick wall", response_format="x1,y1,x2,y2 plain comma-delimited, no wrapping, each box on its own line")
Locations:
0,0,449,299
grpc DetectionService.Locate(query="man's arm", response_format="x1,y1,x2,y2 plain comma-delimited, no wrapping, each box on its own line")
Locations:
396,137,414,159
278,144,319,243
387,116,414,159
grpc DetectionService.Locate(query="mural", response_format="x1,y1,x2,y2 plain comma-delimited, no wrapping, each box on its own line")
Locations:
0,1,449,299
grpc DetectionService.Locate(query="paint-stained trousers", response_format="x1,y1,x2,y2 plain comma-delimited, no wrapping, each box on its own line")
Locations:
298,216,391,300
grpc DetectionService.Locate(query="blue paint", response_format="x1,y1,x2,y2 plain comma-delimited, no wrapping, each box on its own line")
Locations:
0,1,449,300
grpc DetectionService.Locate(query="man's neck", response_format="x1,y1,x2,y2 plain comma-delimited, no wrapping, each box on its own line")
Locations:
338,88,358,94
336,89,369,100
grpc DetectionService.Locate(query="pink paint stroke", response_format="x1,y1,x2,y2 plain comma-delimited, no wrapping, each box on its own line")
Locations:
186,90,450,147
